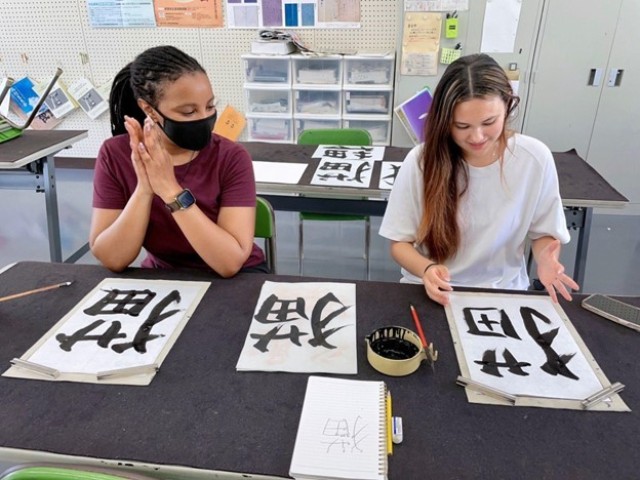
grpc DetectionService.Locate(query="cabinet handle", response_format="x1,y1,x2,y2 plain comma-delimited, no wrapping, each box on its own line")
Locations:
607,68,624,87
588,68,603,87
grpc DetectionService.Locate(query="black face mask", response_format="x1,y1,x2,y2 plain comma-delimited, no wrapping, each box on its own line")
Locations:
155,109,217,151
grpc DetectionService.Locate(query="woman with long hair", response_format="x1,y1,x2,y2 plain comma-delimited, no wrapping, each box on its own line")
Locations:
380,53,578,305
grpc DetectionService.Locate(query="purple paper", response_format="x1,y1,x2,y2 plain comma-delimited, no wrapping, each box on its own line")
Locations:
397,89,433,143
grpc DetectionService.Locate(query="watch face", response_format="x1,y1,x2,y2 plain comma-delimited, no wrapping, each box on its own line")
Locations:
176,189,196,209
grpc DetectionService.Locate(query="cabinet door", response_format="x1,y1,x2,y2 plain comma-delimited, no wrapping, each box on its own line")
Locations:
522,0,621,155
586,0,640,209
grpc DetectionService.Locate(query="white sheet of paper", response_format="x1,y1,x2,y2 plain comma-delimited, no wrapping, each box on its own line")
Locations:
311,159,373,188
253,161,308,184
379,162,403,190
312,145,386,161
20,278,209,376
236,281,357,374
447,292,603,400
405,0,469,11
481,0,522,53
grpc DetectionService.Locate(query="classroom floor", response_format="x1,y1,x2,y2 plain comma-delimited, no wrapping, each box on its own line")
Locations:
1,167,638,295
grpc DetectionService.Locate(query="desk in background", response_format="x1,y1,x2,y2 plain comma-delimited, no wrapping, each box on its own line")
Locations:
0,130,88,262
0,261,637,479
54,142,627,285
245,142,628,287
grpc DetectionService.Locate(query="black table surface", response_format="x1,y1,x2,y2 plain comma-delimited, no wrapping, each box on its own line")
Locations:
0,130,87,166
244,143,628,205
0,262,638,479
56,142,628,206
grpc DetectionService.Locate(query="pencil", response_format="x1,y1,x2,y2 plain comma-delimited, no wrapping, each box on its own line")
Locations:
386,390,393,455
409,303,429,347
0,281,73,303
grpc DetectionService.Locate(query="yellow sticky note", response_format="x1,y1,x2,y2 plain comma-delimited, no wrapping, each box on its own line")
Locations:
213,105,246,141
440,48,462,65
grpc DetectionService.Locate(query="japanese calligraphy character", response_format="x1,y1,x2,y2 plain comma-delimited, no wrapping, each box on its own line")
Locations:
382,163,400,186
474,348,531,377
254,294,307,323
321,416,367,454
250,292,351,352
323,149,348,159
521,306,579,380
83,289,156,317
463,307,521,339
250,325,308,353
319,162,353,171
56,320,127,352
57,290,181,354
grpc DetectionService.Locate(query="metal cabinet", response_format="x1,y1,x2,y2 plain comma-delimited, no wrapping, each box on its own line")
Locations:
523,0,638,211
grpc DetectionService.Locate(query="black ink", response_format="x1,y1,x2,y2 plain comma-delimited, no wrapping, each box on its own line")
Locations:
319,161,352,171
521,306,579,380
322,150,348,159
474,348,531,377
307,293,351,349
317,172,351,182
463,307,521,339
83,289,156,317
250,325,308,352
254,294,307,323
111,290,181,353
382,164,400,186
250,292,352,352
370,337,419,360
56,320,127,351
350,162,371,184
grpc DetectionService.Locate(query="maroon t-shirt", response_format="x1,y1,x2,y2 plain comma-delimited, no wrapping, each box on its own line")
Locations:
93,133,265,271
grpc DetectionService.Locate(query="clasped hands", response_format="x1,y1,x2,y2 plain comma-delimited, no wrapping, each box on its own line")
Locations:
124,115,182,203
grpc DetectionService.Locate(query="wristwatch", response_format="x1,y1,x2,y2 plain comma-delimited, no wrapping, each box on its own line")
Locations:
165,188,196,212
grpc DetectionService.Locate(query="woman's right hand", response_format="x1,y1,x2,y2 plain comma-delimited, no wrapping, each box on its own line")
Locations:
123,115,153,196
422,263,453,305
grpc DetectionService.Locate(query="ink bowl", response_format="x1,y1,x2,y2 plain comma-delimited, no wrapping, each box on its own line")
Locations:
365,326,427,376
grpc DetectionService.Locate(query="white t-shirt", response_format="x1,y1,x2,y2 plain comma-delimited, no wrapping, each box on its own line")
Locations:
379,134,570,290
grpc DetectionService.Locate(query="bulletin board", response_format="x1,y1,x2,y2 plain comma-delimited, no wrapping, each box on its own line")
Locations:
0,0,399,157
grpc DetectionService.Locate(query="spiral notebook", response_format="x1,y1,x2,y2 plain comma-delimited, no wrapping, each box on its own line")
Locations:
290,376,389,480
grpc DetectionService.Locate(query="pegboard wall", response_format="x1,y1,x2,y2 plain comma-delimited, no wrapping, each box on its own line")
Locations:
0,0,399,157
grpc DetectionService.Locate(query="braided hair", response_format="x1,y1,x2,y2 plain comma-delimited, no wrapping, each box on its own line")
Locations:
109,46,206,136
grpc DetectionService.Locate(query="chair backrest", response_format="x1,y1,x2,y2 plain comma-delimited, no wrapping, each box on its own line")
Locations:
0,465,158,480
255,196,277,273
297,128,372,146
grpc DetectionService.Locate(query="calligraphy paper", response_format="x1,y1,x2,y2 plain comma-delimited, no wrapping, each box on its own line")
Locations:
4,278,209,385
236,281,357,373
253,161,308,184
445,291,629,410
379,162,402,190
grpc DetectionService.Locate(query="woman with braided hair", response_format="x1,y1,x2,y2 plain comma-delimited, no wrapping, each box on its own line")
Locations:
90,45,267,275
380,53,579,305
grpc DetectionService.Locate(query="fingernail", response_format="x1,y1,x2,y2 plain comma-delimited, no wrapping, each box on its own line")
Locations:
138,142,145,151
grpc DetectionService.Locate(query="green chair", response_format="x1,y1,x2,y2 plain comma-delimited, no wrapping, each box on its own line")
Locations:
297,128,373,279
0,465,158,480
255,196,277,273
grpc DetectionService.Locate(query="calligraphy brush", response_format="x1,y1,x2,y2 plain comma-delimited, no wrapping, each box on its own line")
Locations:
0,281,74,303
409,303,438,372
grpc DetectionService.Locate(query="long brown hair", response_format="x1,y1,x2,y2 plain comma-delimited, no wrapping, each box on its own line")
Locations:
418,53,519,262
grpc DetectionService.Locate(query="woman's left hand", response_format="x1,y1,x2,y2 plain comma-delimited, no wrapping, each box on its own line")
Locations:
536,239,580,302
139,117,182,201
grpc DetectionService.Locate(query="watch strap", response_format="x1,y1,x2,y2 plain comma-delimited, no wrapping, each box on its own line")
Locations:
165,188,196,212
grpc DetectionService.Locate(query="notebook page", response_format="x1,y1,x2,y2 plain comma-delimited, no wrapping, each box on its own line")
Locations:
290,376,386,480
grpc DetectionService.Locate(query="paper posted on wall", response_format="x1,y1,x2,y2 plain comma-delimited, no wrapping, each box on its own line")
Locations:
68,78,108,120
